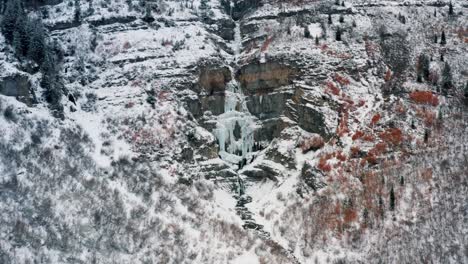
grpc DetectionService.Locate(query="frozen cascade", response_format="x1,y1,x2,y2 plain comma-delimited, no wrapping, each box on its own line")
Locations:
214,22,257,166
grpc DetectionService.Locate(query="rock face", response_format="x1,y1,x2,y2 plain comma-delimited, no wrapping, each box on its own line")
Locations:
221,0,263,21
187,66,232,118
300,162,327,191
246,91,291,120
295,104,328,136
0,75,34,106
237,62,297,94
198,66,232,95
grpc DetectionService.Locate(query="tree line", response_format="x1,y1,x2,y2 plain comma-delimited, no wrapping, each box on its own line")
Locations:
1,0,63,116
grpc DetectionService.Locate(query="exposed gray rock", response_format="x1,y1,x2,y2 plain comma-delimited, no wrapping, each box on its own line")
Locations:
241,160,284,181
300,162,327,191
295,104,328,136
198,66,231,95
200,95,225,116
0,74,34,106
254,117,293,143
246,91,292,120
237,62,297,94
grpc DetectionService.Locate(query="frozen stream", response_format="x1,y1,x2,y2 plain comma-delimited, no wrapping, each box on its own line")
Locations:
214,23,257,167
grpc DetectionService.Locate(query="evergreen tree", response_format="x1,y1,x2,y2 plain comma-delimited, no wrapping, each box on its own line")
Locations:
416,73,422,83
12,14,29,57
339,15,344,23
41,51,62,114
27,19,46,65
328,13,332,24
335,27,342,41
465,82,468,98
441,62,453,95
448,1,453,15
434,34,438,44
1,0,23,42
88,0,94,15
418,53,430,81
304,26,310,38
126,0,132,11
400,176,405,186
378,196,384,218
74,0,81,23
315,35,319,45
434,9,436,17
440,30,446,45
142,4,154,23
389,186,395,211
199,0,209,20
424,129,430,143
352,20,357,27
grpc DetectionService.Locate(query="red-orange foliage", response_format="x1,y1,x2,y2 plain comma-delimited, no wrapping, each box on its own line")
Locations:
300,134,325,153
158,91,171,101
161,39,173,46
361,153,378,166
317,153,333,172
362,134,375,142
336,110,349,137
379,128,403,145
352,131,364,141
395,101,406,114
125,101,135,108
409,91,439,106
374,142,387,153
260,36,274,52
334,73,351,86
123,41,131,50
343,208,358,223
384,69,392,81
326,81,341,96
336,151,347,162
358,100,366,107
421,168,433,182
350,146,360,158
416,107,436,126
370,113,381,126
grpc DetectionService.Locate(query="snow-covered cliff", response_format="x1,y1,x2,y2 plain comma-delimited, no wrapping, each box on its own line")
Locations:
0,0,467,263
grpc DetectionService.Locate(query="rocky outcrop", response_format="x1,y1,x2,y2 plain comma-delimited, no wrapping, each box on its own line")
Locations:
237,62,297,94
254,117,292,142
241,160,283,181
246,91,292,120
187,127,219,161
295,104,328,136
206,18,236,41
0,75,34,106
199,66,232,95
300,162,327,191
221,0,263,21
186,66,232,118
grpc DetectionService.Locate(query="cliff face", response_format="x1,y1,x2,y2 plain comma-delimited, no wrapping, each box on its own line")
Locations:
0,0,467,263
